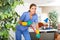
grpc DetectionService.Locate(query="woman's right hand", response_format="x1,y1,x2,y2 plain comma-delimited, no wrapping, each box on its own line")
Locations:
19,21,27,26
19,20,22,25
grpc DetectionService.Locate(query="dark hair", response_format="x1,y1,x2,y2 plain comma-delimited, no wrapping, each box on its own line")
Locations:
29,3,36,12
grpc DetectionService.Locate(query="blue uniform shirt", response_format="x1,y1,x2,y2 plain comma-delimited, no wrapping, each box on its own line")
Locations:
16,12,38,31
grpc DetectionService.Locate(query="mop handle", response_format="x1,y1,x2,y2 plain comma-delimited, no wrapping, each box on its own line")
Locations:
30,25,36,33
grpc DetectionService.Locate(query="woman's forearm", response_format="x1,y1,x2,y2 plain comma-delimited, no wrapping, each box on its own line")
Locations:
36,23,39,30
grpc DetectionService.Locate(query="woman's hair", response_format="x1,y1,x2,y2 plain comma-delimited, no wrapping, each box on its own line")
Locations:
29,3,36,12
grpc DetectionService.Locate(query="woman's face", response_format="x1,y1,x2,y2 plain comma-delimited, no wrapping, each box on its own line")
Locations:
30,6,36,15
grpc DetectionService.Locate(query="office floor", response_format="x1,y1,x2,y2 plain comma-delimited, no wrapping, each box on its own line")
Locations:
30,32,54,40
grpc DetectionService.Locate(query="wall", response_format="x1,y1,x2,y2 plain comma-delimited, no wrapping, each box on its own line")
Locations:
40,6,60,22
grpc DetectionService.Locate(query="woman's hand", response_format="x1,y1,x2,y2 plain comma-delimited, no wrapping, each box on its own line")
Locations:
18,20,22,25
18,20,32,26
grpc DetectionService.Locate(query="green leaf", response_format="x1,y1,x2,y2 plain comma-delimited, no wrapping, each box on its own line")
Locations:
20,0,24,4
0,1,2,6
5,23,11,29
7,0,14,5
0,32,3,36
3,30,9,38
1,14,5,20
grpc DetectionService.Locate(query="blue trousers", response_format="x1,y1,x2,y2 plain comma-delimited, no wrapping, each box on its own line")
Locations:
16,29,31,40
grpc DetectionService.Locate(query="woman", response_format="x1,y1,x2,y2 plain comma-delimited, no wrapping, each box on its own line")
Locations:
16,3,39,40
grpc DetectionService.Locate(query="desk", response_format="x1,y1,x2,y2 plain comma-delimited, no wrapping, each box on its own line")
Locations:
28,28,58,40
28,28,58,32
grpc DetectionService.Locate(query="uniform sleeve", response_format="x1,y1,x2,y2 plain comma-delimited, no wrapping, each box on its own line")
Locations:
19,12,26,21
34,15,38,23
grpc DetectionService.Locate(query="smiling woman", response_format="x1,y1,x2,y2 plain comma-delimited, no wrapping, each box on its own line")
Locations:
16,3,39,40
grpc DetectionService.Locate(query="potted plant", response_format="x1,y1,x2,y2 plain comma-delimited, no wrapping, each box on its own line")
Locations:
49,10,58,29
0,0,23,40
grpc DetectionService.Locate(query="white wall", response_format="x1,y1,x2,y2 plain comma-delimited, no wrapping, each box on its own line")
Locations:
15,3,30,16
24,0,60,6
40,6,60,22
24,0,54,6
